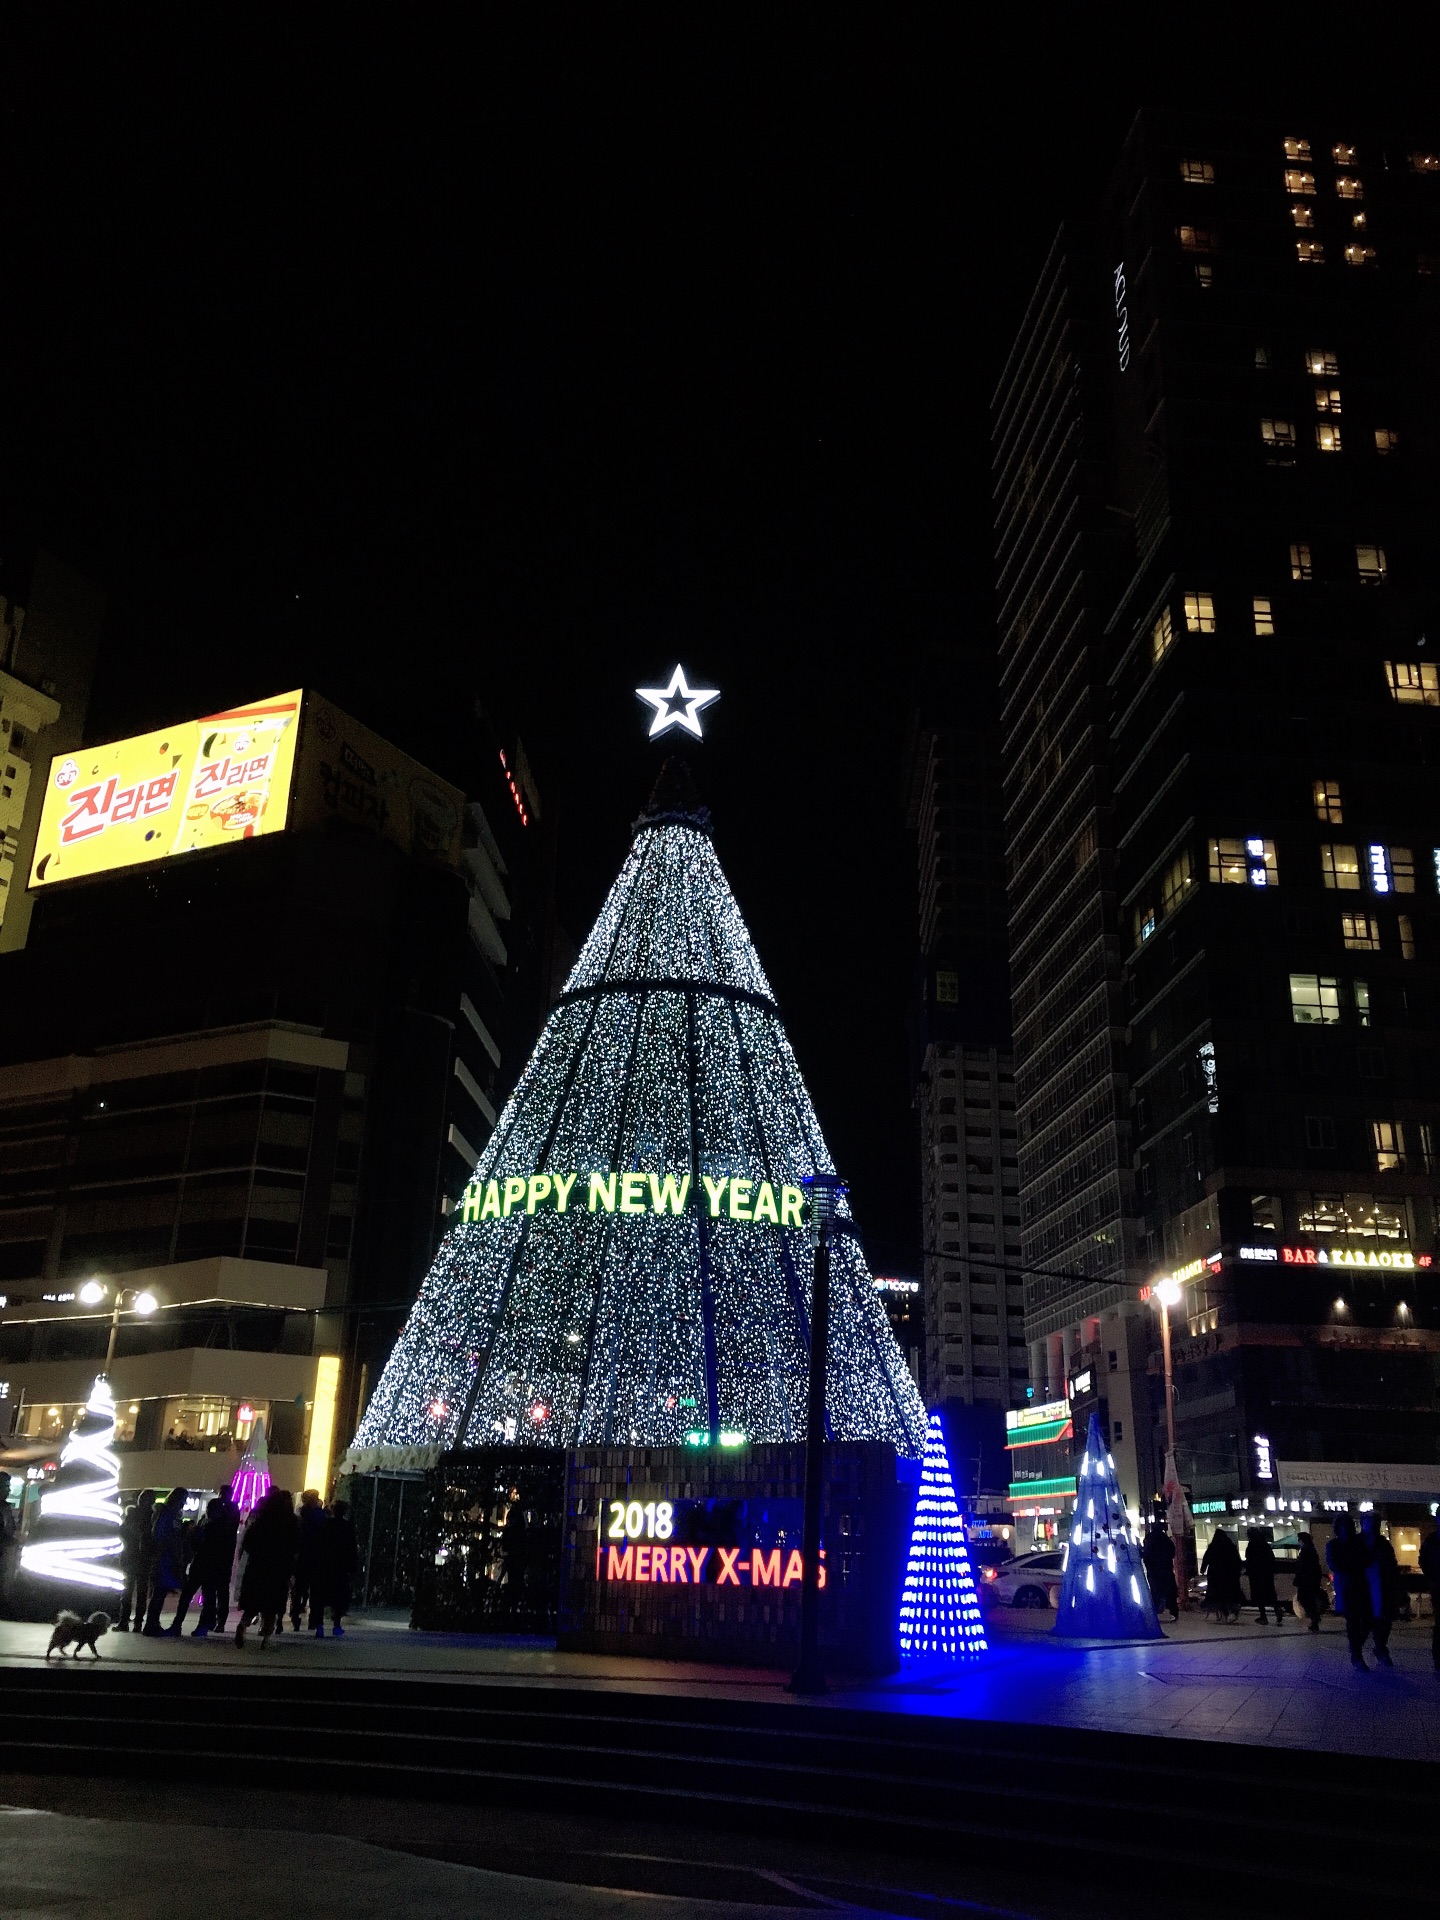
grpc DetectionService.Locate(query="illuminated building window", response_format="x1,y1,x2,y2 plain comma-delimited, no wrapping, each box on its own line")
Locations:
1194,262,1215,289
1351,211,1368,231
1342,913,1381,951
1184,592,1215,633
1255,345,1270,368
1151,607,1174,663
1296,240,1325,265
1284,137,1312,161
1390,847,1416,893
1356,544,1387,585
1372,1120,1407,1173
1345,244,1377,267
1290,974,1341,1026
1290,542,1313,581
1316,422,1342,454
1434,849,1440,892
1314,387,1342,415
1335,176,1364,201
1306,348,1339,376
1320,844,1361,890
1312,780,1343,825
1284,168,1316,194
1409,152,1439,174
1291,203,1315,230
1261,419,1296,461
1253,597,1275,636
1355,979,1372,1028
1375,428,1399,454
1399,913,1416,960
1180,158,1215,184
1385,661,1438,705
1133,903,1157,947
1299,1191,1405,1239
1305,1116,1337,1151
1160,848,1195,915
1209,836,1277,887
1333,143,1357,164
1177,225,1217,253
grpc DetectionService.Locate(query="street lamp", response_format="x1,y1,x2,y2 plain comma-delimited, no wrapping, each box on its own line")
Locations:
790,1169,846,1697
80,1280,160,1374
1149,1274,1187,1609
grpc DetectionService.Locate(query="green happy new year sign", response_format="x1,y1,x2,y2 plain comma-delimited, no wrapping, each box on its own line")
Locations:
460,1171,806,1226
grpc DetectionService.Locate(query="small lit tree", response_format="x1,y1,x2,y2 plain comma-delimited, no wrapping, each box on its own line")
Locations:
1053,1411,1162,1640
20,1375,125,1592
898,1412,988,1660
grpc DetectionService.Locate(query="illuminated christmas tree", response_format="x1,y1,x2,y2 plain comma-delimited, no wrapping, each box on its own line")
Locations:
20,1376,125,1592
232,1414,272,1515
1053,1412,1162,1640
356,762,927,1455
897,1412,988,1660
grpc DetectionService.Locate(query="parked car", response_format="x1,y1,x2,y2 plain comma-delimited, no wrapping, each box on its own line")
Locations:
979,1548,1065,1608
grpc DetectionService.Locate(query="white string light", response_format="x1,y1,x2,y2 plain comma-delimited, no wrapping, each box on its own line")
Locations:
20,1375,125,1591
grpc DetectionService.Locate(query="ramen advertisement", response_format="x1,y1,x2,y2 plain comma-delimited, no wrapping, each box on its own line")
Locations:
29,691,303,888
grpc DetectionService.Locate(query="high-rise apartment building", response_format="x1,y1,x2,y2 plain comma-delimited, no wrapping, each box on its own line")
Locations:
994,114,1440,1534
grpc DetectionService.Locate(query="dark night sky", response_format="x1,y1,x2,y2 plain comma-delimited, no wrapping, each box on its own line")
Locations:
1,18,1428,1268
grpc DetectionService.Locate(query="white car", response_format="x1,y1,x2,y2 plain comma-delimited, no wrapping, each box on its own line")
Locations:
979,1548,1066,1609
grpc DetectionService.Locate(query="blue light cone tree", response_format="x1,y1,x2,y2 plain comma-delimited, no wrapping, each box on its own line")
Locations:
355,763,927,1456
1053,1412,1162,1640
898,1412,988,1660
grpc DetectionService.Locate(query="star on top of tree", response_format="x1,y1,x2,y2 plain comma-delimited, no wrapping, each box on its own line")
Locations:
635,665,720,740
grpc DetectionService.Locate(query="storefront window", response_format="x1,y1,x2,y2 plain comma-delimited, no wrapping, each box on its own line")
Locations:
1296,1192,1408,1241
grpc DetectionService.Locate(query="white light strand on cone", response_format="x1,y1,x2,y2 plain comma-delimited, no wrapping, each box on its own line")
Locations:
20,1375,125,1590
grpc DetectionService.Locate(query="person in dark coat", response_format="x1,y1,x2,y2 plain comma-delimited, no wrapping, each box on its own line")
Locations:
1201,1525,1244,1621
1245,1529,1282,1625
1326,1513,1374,1668
1360,1512,1401,1667
1293,1532,1325,1633
235,1488,299,1648
290,1489,326,1631
1141,1526,1180,1620
116,1489,156,1632
312,1498,359,1637
173,1484,241,1639
1418,1524,1440,1673
142,1488,189,1636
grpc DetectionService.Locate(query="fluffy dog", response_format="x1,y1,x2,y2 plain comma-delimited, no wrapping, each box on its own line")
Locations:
45,1610,112,1659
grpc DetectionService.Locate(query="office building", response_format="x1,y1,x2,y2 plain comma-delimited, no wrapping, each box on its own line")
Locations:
993,114,1440,1530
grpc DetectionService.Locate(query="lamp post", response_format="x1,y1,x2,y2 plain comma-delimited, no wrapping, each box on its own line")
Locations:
79,1279,160,1375
1151,1275,1187,1609
790,1169,845,1697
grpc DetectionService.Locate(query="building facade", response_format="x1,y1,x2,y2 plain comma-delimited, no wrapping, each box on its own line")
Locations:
994,113,1440,1534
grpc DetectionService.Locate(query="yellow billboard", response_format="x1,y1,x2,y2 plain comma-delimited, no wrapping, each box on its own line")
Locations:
290,691,463,869
29,691,303,889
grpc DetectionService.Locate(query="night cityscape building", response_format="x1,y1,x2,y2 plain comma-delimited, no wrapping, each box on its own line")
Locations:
993,112,1440,1545
0,689,551,1500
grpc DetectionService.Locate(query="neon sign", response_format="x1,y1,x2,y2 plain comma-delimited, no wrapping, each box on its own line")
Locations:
1113,261,1131,372
460,1171,805,1226
1241,1245,1426,1270
602,1542,825,1588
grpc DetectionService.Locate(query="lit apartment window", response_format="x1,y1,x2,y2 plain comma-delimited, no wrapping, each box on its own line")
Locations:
1367,845,1391,893
1284,138,1312,161
1177,225,1217,253
1320,844,1361,890
1255,345,1270,369
1210,836,1277,887
1180,159,1215,184
1316,422,1342,454
1183,592,1215,633
1314,387,1342,414
1134,903,1157,946
1261,419,1297,459
1161,848,1194,915
1351,211,1368,231
1345,243,1377,267
1194,262,1214,289
1306,348,1339,375
1409,152,1440,174
1375,428,1399,454
1335,176,1364,200
1333,143,1357,164
1372,1120,1406,1173
1151,607,1174,663
1391,848,1416,893
1386,661,1439,705
1342,913,1381,951
1253,597,1275,636
1313,780,1343,824
1291,203,1315,230
1399,913,1416,960
1296,240,1325,265
1291,974,1341,1026
1356,544,1387,584
1290,542,1313,580
1284,169,1316,194
1355,980,1372,1028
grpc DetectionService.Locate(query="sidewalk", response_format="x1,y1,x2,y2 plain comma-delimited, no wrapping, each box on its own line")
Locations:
4,1603,1439,1762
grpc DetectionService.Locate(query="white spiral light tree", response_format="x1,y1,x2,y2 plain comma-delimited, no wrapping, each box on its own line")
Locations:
20,1375,125,1592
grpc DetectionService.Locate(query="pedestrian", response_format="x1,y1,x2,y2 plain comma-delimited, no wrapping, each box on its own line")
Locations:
116,1489,156,1632
312,1498,358,1638
1245,1528,1282,1626
290,1489,326,1631
1293,1531,1325,1633
141,1488,189,1636
193,1483,241,1638
1141,1524,1179,1620
1418,1522,1440,1674
1360,1512,1401,1668
1326,1513,1374,1669
1200,1524,1244,1622
234,1487,298,1648
0,1470,19,1611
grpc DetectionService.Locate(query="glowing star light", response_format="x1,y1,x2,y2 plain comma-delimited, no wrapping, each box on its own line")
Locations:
635,665,720,740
